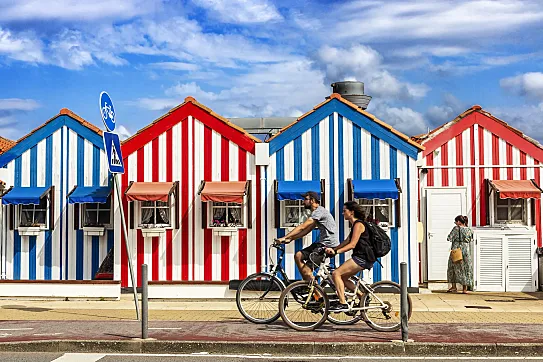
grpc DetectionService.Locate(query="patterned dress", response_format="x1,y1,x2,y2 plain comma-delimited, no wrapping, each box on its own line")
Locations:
447,226,474,289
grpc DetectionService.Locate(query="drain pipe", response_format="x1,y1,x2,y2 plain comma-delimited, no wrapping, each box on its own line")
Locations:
0,181,5,280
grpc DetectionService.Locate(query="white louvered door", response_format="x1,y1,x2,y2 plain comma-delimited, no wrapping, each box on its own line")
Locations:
506,236,537,292
476,235,505,292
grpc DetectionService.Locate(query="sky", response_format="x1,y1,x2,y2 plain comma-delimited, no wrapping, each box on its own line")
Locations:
1,0,543,143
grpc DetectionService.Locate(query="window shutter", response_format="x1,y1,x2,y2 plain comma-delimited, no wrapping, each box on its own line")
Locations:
320,179,326,208
48,186,55,231
347,178,353,201
74,204,80,230
247,180,252,229
395,178,401,228
129,203,135,229
175,181,180,230
485,179,491,226
274,180,280,229
201,201,208,229
531,199,536,226
9,205,14,230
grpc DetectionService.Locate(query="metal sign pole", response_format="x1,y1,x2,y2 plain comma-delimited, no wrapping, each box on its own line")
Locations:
114,173,140,320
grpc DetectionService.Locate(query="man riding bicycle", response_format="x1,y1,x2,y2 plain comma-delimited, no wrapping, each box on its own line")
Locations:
275,191,339,281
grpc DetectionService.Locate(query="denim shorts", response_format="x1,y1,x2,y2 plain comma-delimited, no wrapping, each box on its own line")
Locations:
352,255,374,270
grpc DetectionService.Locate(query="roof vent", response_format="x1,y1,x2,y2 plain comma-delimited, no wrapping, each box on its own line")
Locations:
331,81,371,110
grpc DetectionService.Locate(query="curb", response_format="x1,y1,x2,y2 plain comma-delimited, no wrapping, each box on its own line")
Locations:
0,340,542,356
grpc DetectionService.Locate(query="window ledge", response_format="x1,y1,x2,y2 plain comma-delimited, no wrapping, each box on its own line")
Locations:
210,227,240,236
141,227,167,238
18,226,43,236
82,226,106,236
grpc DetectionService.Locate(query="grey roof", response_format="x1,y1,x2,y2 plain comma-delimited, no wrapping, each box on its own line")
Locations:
227,117,297,134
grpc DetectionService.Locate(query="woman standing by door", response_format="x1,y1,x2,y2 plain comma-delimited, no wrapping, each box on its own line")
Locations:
447,215,474,294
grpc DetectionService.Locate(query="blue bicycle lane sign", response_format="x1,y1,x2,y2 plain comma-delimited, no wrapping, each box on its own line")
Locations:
100,91,116,132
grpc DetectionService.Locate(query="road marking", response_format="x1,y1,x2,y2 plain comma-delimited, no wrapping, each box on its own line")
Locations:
0,328,33,331
33,332,63,336
149,327,186,330
0,333,11,338
52,353,106,362
99,354,543,360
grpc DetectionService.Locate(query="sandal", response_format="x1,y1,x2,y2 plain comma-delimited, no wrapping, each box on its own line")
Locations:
462,290,469,294
446,288,457,293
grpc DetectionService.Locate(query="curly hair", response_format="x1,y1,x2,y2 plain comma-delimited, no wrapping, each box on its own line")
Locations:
455,215,468,225
344,201,366,220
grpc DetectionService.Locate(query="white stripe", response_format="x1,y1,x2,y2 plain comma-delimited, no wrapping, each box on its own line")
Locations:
302,129,311,179
462,128,471,223
211,130,221,280
448,139,455,187
159,133,166,183
512,146,521,179
499,138,507,180
36,231,45,280
68,129,78,280
37,139,46,187
187,117,194,281
144,142,152,182
283,141,295,278
473,124,480,226
20,235,29,279
433,146,442,187
52,129,62,280
247,154,257,275
51,353,106,362
362,129,371,179
191,120,202,281
408,156,419,285
84,140,92,187
229,141,239,281
332,113,340,267
527,156,535,180
212,130,221,182
61,127,68,280
267,153,278,270
172,122,182,280
100,147,108,186
159,231,166,281
379,139,390,281
126,152,138,287
343,118,353,260
159,133,167,281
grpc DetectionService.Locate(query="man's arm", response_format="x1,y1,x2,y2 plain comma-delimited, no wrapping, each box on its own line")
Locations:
276,218,316,243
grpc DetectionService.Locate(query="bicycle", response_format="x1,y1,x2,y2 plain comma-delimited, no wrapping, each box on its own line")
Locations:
236,240,362,325
278,247,413,331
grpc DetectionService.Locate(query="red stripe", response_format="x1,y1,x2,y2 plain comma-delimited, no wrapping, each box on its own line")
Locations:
181,117,189,280
152,237,159,281
506,143,513,180
470,126,476,226
535,160,542,247
255,166,261,274
520,152,527,180
221,137,230,281
121,164,129,287
238,148,247,279
455,134,464,186
192,116,196,281
203,126,213,281
137,231,144,286
492,134,500,180
426,153,434,186
152,138,159,182
479,126,486,226
441,143,448,186
166,129,173,281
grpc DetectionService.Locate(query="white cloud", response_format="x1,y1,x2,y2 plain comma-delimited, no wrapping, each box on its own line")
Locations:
0,0,160,22
0,27,44,63
192,0,282,24
500,72,543,101
150,62,199,71
315,44,429,101
135,98,181,111
393,45,471,58
424,93,466,127
116,125,132,140
490,103,543,143
0,98,40,111
369,101,428,136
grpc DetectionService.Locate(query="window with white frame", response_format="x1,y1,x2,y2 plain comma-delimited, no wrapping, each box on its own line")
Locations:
209,202,244,228
280,200,311,227
139,200,171,227
83,197,112,227
494,195,527,224
19,197,48,227
358,198,394,226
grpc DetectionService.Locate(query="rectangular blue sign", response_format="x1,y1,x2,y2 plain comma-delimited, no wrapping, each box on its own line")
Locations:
103,131,125,174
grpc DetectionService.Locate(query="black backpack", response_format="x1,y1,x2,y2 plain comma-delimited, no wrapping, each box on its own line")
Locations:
363,221,391,258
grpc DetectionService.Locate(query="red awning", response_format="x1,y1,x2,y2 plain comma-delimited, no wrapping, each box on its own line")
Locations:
200,181,247,203
125,182,176,202
489,180,542,199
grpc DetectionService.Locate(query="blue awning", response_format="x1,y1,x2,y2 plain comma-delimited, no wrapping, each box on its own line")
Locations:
1,186,50,205
352,180,399,200
277,181,321,201
68,186,111,204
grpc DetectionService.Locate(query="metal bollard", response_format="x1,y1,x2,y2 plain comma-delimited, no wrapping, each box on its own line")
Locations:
141,264,148,339
400,262,408,342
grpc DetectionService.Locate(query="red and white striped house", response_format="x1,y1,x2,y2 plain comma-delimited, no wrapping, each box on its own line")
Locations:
116,97,262,298
415,106,542,292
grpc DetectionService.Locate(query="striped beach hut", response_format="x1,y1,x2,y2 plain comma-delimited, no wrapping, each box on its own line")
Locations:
0,109,118,298
263,93,424,287
118,97,262,298
415,106,542,292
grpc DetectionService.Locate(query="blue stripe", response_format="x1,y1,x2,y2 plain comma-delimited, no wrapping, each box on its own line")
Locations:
276,149,286,273
293,136,303,280
107,230,114,252
390,147,399,283
45,136,53,280
92,236,100,279
13,231,21,280
30,146,37,187
328,114,336,269
407,158,412,286
93,146,101,186
29,236,36,280
267,99,420,159
14,157,21,280
371,136,381,282
60,129,64,279
311,125,320,243
338,115,345,265
65,129,70,279
76,230,84,280
353,125,362,181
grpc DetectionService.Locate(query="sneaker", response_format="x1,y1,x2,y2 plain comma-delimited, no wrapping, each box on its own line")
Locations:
329,303,349,313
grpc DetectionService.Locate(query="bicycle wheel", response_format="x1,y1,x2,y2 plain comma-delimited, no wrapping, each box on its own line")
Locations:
324,278,364,326
279,280,329,331
360,280,412,332
236,272,284,324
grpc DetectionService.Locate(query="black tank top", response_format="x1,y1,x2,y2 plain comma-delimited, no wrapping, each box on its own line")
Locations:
349,220,375,262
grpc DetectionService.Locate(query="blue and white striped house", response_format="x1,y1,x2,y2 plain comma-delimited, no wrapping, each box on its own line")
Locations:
0,109,119,298
261,94,424,287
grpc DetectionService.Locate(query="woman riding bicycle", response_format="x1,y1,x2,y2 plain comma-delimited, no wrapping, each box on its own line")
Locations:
325,201,376,312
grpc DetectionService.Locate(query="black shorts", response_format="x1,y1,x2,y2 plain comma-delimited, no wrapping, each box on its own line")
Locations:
299,242,326,268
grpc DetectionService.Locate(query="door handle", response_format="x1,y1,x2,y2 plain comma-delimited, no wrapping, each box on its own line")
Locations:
428,232,434,238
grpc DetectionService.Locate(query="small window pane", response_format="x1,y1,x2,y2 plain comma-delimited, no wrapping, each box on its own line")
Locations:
98,211,111,225
142,201,154,208
156,208,170,224
228,207,242,226
496,207,508,221
375,205,390,223
34,211,46,225
510,206,523,221
38,197,48,209
86,210,98,225
20,210,34,226
157,200,169,208
496,197,509,206
212,206,227,227
285,207,299,224
509,199,523,207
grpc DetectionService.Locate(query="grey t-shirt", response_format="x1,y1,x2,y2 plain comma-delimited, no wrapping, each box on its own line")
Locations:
311,206,339,247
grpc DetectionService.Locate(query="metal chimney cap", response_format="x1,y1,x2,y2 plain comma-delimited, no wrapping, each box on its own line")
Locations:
330,81,371,110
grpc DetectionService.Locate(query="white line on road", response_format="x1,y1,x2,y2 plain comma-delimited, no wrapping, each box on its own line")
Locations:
52,353,106,362
0,328,33,331
149,327,186,330
94,354,543,360
32,332,63,336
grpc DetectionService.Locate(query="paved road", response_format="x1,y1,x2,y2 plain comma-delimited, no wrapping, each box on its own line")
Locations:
3,354,543,362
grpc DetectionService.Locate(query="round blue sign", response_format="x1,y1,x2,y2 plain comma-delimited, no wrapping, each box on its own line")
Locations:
99,91,116,132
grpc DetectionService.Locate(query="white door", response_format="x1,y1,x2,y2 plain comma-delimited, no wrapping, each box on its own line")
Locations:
476,235,505,291
507,235,537,292
426,188,467,281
